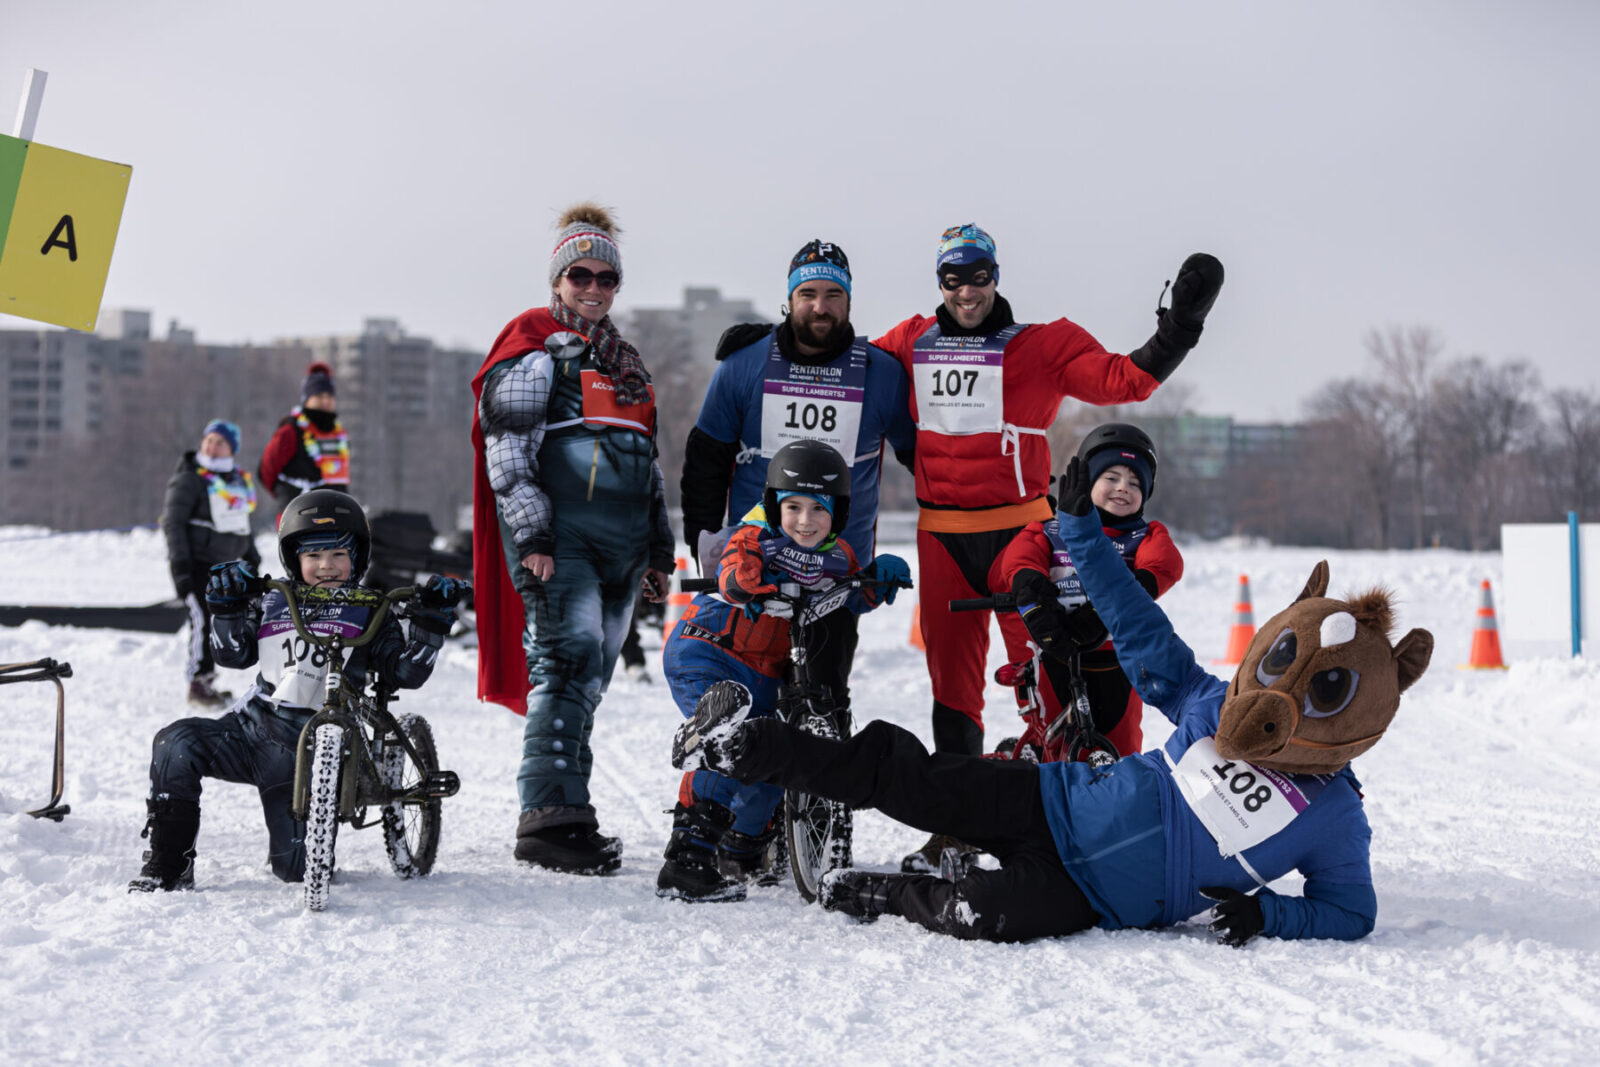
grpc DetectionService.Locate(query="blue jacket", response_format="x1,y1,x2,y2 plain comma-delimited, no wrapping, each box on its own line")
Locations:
1036,507,1378,940
694,330,915,561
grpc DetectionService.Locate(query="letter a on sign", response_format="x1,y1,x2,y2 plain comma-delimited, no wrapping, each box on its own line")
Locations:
0,133,132,330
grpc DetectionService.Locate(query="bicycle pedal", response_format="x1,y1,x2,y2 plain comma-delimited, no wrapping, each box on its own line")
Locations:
420,770,460,798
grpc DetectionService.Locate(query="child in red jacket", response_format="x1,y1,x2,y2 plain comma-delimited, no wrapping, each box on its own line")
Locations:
989,423,1182,760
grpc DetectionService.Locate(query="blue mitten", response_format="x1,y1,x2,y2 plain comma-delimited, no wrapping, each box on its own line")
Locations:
867,554,912,604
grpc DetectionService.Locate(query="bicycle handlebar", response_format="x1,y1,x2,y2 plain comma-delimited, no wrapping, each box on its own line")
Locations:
950,593,1020,613
259,578,465,652
678,575,912,601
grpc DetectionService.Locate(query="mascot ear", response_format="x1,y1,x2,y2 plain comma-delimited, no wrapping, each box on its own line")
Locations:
1393,628,1434,693
1296,561,1331,603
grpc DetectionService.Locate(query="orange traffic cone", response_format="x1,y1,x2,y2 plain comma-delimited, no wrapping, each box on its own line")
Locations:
909,599,926,650
1459,579,1508,670
662,556,692,636
1214,574,1256,666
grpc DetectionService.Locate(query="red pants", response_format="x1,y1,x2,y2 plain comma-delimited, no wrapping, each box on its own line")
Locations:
917,527,1033,731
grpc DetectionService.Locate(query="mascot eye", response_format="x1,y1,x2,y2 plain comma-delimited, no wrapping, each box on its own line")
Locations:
1255,629,1297,685
1303,667,1359,718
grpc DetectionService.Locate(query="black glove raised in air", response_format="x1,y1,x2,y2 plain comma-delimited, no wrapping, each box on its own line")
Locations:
1130,252,1225,383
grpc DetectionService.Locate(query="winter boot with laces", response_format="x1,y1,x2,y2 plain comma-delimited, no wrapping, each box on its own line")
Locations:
671,680,754,772
128,798,201,893
818,868,906,922
656,800,744,902
186,674,232,708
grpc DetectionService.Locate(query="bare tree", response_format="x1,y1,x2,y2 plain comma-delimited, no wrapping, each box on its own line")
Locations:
1304,378,1407,548
1365,325,1444,548
1429,356,1542,549
1545,386,1600,520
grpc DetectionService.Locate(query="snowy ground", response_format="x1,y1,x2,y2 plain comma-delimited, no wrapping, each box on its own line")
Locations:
2,526,1598,1065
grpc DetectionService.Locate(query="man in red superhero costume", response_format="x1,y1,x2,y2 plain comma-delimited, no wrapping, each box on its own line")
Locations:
872,223,1223,871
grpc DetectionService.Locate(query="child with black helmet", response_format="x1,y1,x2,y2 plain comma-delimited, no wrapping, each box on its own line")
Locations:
128,489,464,893
656,439,911,902
987,422,1185,762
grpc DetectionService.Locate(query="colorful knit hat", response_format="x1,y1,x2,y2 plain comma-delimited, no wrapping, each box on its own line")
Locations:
936,223,999,279
788,239,852,297
301,361,335,402
549,202,623,286
201,419,240,454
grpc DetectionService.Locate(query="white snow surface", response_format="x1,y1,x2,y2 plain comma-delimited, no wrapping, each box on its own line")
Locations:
2,528,1598,1065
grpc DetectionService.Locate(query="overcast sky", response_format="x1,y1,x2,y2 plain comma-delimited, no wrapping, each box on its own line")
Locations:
5,0,1596,422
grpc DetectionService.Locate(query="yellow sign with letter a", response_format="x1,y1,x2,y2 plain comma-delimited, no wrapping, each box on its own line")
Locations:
0,132,132,331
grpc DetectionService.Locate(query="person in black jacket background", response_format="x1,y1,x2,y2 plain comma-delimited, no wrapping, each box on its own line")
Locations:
160,419,260,706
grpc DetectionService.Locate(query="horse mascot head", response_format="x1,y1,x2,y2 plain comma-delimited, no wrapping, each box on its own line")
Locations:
1216,562,1434,775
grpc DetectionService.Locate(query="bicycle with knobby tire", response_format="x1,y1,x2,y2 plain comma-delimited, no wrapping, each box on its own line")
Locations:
254,578,466,911
681,571,910,902
950,592,1119,768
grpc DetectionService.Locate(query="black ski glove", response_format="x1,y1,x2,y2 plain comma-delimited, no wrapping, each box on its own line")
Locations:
173,572,194,600
205,560,257,617
1200,886,1265,947
411,575,469,634
1129,252,1225,383
1058,456,1094,518
1012,570,1104,658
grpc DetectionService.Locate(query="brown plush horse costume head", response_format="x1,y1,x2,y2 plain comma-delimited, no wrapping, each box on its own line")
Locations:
1216,562,1434,775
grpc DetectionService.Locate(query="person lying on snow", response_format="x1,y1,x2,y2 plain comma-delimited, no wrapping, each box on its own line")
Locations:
671,455,1433,944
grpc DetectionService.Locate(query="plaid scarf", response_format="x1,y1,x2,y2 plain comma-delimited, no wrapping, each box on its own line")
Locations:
548,297,651,405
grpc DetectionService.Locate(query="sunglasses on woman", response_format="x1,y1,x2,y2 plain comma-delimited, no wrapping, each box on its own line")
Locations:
563,267,621,291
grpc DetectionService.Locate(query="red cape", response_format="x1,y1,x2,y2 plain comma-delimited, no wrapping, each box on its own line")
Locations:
471,307,570,714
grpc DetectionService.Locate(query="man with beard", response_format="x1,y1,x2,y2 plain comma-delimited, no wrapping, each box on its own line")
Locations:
680,239,917,723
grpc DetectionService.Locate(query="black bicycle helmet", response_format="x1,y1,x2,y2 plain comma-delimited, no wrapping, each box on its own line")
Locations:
763,439,852,535
277,488,372,580
1075,422,1158,503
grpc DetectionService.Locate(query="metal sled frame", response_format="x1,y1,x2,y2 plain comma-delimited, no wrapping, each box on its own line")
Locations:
0,658,73,820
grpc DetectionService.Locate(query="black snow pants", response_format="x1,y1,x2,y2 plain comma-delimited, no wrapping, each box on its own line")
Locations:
148,698,309,881
733,717,1101,942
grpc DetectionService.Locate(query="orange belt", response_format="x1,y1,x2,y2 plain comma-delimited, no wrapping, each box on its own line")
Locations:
917,497,1052,534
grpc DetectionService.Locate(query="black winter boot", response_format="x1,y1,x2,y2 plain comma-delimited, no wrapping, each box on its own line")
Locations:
819,869,906,922
514,809,623,875
671,681,754,772
716,825,782,887
656,800,744,902
186,674,232,708
128,798,201,893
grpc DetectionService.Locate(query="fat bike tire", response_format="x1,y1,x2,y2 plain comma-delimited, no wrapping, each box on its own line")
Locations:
303,722,345,912
380,713,442,878
785,711,853,903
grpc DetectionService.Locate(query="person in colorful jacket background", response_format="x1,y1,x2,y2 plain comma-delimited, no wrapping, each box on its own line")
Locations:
159,418,260,707
473,201,675,877
258,361,351,515
871,223,1224,871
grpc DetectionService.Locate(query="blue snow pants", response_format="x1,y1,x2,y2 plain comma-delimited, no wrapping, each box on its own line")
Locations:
662,628,783,836
147,698,311,881
504,508,647,815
